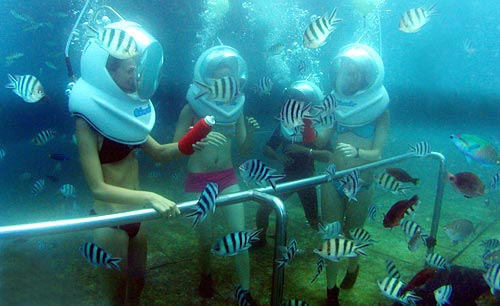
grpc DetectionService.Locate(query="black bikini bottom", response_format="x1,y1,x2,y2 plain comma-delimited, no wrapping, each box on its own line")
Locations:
89,209,141,238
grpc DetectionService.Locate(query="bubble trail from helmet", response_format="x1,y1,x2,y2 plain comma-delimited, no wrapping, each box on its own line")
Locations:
5,73,45,103
80,242,121,271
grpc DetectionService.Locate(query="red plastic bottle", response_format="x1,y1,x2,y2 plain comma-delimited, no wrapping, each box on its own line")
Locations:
302,118,316,144
178,115,215,155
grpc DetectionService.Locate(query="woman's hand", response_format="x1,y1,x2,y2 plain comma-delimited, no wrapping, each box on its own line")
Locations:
336,142,358,158
192,131,227,151
148,193,180,218
246,116,260,133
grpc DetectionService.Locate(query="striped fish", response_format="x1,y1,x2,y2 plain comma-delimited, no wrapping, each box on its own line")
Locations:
318,221,342,240
80,242,121,271
313,237,369,262
195,76,240,104
5,74,45,103
314,113,336,129
368,204,377,221
425,253,447,270
87,26,138,59
373,172,413,195
282,300,311,306
401,220,428,252
31,128,56,145
349,227,376,245
481,238,500,251
483,249,500,269
325,163,337,181
483,263,500,294
235,285,251,306
314,93,337,115
434,284,452,306
277,239,300,268
339,169,361,202
185,182,218,227
59,184,76,198
239,159,285,191
303,8,342,49
278,98,312,130
31,179,46,196
253,76,273,96
378,277,421,305
409,141,431,156
385,259,401,279
489,173,500,191
211,229,263,256
399,5,437,33
311,256,325,283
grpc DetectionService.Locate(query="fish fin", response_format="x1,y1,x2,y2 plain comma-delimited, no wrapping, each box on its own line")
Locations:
108,257,122,271
249,228,264,243
185,210,202,227
268,174,286,191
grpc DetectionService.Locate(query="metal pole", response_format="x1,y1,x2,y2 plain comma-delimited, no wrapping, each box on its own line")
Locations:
248,191,287,306
427,152,446,254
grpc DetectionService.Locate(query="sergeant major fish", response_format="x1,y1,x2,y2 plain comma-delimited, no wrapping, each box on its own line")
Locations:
85,25,138,60
31,128,56,145
80,242,121,271
212,229,263,256
313,237,369,262
373,171,413,195
278,98,312,130
434,284,452,306
339,169,361,202
377,277,421,305
399,5,437,33
252,76,273,96
303,8,342,49
195,76,240,105
185,182,218,227
239,159,285,191
276,238,300,268
5,74,45,103
59,184,76,198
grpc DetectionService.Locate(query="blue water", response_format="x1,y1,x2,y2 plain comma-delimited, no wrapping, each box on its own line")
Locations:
0,0,499,305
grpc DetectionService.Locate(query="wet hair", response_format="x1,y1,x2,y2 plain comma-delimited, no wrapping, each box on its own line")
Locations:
106,56,122,73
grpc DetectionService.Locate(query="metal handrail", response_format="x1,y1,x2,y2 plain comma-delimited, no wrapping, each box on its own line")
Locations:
0,151,446,306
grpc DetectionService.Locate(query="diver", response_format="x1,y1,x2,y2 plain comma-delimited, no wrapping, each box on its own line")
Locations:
68,20,215,305
253,80,333,248
173,45,260,304
320,43,390,306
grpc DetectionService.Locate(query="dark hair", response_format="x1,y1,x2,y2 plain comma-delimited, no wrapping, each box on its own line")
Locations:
106,56,122,73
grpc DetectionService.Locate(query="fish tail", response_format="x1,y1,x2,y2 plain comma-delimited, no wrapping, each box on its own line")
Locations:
249,228,264,243
328,8,342,26
185,210,202,227
354,243,371,256
427,3,438,15
268,174,286,191
5,73,16,88
108,257,122,271
194,80,211,99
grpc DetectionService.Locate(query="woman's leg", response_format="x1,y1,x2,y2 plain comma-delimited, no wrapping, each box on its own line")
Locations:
126,227,148,306
221,184,251,290
93,226,130,306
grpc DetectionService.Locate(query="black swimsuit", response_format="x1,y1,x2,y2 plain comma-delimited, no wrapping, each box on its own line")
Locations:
93,137,141,238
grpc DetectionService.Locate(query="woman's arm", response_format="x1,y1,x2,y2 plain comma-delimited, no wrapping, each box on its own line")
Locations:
173,104,195,142
236,115,259,156
141,136,182,162
75,118,179,216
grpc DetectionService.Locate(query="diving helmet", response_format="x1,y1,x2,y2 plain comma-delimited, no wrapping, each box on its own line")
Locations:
187,45,247,125
69,21,164,145
284,80,324,106
330,43,389,127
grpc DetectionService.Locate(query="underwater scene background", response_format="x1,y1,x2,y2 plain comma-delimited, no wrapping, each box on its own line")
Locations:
0,0,499,305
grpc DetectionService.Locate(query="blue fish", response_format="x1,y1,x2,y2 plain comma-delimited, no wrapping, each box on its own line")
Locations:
450,133,500,166
185,182,218,227
80,242,121,271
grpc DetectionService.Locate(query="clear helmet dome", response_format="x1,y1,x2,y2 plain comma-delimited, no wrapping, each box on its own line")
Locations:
193,45,248,90
80,20,164,101
284,80,324,106
329,43,389,127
